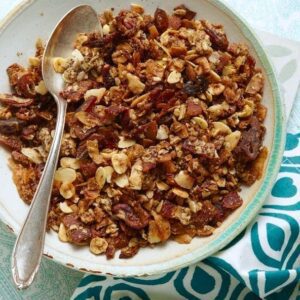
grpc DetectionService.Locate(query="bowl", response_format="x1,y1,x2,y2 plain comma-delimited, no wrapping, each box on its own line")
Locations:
0,0,285,276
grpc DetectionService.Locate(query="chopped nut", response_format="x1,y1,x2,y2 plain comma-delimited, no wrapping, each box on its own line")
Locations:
90,237,108,255
87,140,104,164
118,137,136,148
84,88,106,101
35,80,48,95
207,83,225,96
246,73,264,94
114,174,129,188
222,64,236,76
127,73,145,95
54,167,77,183
95,166,114,188
129,159,143,190
174,234,193,244
28,56,40,67
148,24,159,38
188,199,202,213
167,70,182,84
174,206,191,225
75,111,101,127
195,57,210,74
130,92,150,108
172,188,189,198
21,147,43,164
156,125,169,140
131,3,144,14
102,24,110,35
224,131,241,152
237,99,254,118
174,171,195,189
58,223,68,242
192,116,208,129
207,102,229,119
174,104,186,121
59,201,73,214
156,181,170,191
95,167,106,189
60,157,80,170
211,121,232,136
111,152,129,174
102,166,114,183
209,69,221,82
52,57,68,73
197,225,215,236
148,212,171,244
146,190,154,198
60,182,76,199
71,49,84,62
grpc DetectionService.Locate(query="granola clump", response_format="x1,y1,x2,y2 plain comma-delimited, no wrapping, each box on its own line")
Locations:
0,4,267,259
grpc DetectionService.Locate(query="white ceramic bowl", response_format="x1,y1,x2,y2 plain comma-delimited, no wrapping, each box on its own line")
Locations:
0,0,285,276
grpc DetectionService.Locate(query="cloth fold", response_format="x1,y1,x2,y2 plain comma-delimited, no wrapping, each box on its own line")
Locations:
71,31,300,300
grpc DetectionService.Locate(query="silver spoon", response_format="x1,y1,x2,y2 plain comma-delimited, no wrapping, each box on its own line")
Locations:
11,5,101,289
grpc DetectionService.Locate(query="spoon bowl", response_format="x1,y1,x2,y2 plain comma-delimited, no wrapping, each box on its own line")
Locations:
11,5,100,289
43,5,101,96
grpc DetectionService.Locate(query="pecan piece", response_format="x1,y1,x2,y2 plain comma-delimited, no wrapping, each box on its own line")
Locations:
6,63,25,86
61,80,97,102
186,99,202,117
235,117,265,162
116,10,141,37
0,94,34,107
160,201,177,219
169,15,182,30
202,21,229,51
112,203,150,230
0,118,24,134
67,226,92,245
119,243,139,259
222,192,243,210
174,5,197,20
0,134,22,151
16,73,36,98
154,8,169,33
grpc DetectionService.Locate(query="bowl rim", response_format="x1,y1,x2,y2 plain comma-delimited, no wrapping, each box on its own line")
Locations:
0,0,286,277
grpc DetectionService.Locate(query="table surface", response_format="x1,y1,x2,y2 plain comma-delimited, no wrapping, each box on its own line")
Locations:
0,1,300,299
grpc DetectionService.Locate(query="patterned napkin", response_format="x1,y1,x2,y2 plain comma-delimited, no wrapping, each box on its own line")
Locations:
71,32,300,300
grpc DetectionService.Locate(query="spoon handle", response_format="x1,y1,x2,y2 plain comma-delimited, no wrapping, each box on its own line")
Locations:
12,97,67,289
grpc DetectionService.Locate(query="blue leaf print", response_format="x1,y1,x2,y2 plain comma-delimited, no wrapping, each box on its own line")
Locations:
279,59,297,83
103,283,150,300
251,213,299,268
285,133,300,151
267,223,285,251
264,270,290,295
191,267,215,294
265,45,292,57
271,177,297,198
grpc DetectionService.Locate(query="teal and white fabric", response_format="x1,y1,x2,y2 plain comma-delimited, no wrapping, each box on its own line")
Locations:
72,31,300,300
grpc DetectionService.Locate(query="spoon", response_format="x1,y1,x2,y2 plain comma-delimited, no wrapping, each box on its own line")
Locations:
11,5,101,289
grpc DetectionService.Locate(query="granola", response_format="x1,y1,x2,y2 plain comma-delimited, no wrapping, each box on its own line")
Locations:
0,4,268,259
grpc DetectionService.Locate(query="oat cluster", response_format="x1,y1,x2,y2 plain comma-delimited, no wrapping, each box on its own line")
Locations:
0,4,267,258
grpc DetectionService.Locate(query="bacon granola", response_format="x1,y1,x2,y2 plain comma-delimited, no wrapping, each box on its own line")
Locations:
0,5,268,258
